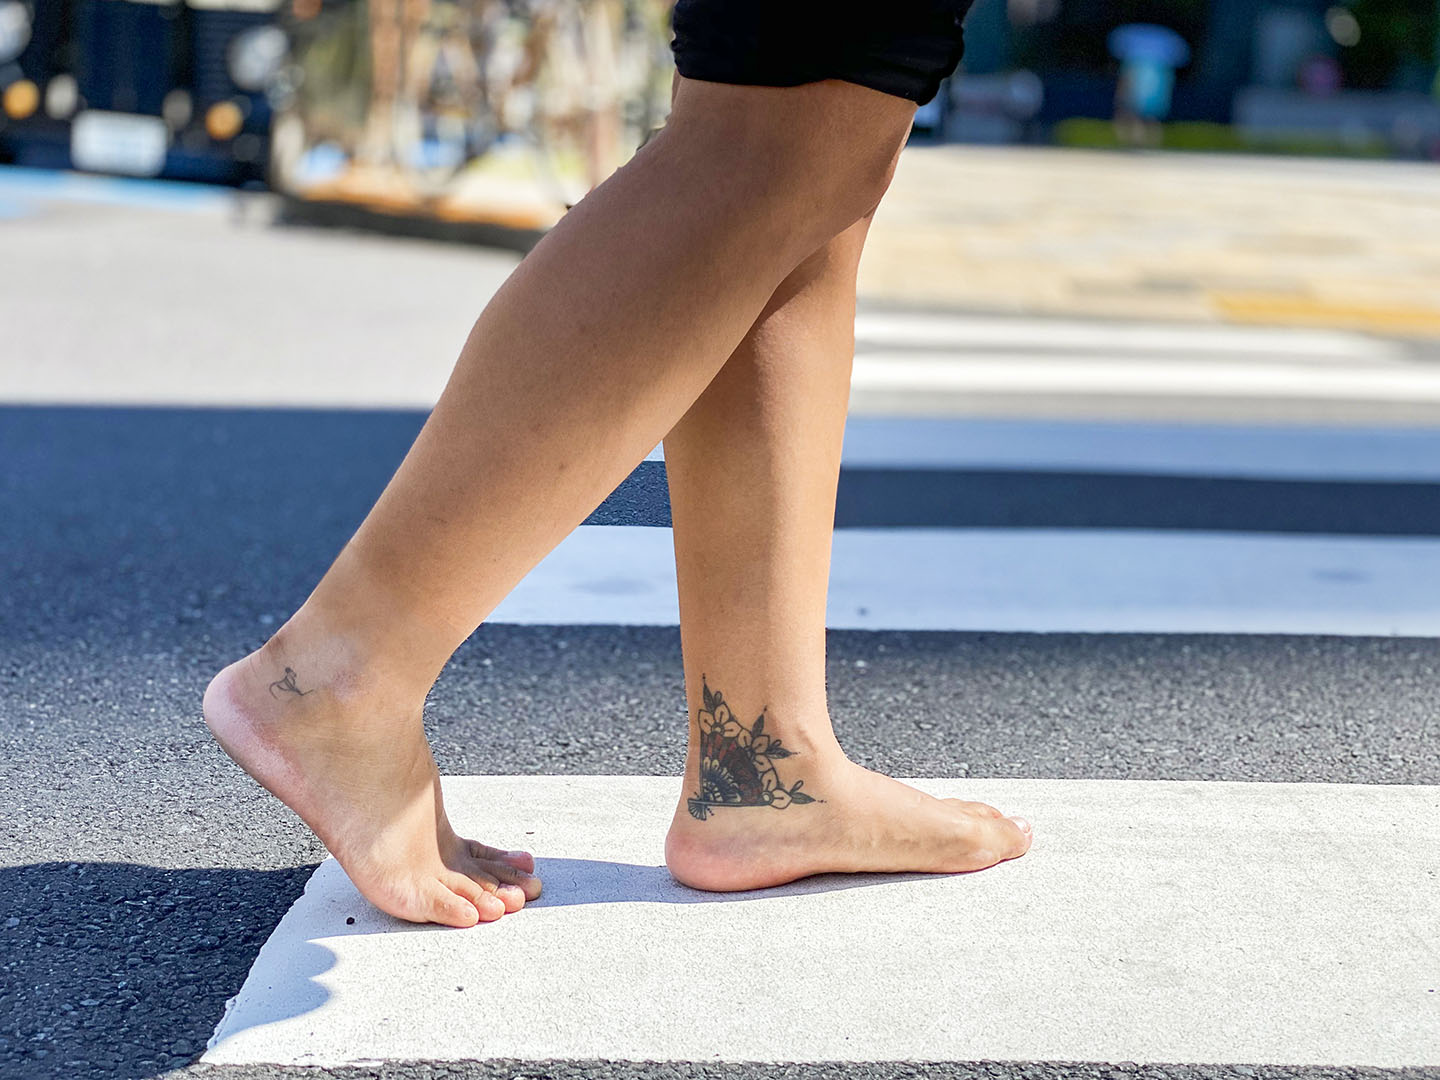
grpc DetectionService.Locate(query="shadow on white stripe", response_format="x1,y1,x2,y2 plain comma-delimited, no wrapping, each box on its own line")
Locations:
649,417,1440,480
203,775,1440,1068
488,525,1440,636
835,416,1440,481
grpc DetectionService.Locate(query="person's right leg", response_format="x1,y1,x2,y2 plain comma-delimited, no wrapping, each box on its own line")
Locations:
203,74,918,927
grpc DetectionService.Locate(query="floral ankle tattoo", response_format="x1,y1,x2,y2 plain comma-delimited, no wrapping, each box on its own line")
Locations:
687,676,817,821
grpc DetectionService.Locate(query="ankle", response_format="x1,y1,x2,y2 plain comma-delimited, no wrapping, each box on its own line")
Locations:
683,684,847,818
692,681,841,748
257,604,428,718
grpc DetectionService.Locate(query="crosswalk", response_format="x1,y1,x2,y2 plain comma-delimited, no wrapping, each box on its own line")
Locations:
196,308,1439,1072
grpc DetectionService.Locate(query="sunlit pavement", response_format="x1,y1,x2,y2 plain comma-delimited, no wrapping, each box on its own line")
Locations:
2,167,1438,1080
863,146,1440,339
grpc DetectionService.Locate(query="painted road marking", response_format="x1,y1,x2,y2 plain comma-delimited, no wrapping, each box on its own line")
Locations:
6,288,1430,424
854,310,1400,361
845,310,1440,422
488,525,1440,636
850,353,1440,408
0,165,234,213
203,774,1440,1068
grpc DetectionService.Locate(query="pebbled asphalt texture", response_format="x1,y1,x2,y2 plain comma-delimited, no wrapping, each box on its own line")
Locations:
2,402,1438,1080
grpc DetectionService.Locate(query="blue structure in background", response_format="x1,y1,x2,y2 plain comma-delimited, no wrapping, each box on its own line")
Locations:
0,0,281,185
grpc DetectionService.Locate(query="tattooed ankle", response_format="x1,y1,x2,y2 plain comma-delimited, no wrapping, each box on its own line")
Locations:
687,675,817,821
268,666,314,699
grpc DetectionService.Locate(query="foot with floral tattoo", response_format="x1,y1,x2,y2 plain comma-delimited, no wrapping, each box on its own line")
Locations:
665,676,1032,892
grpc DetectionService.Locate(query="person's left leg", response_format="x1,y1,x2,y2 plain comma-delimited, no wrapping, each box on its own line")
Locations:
661,207,1033,892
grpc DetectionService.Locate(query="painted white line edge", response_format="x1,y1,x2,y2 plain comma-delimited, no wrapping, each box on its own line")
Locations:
851,354,1440,401
488,526,1440,637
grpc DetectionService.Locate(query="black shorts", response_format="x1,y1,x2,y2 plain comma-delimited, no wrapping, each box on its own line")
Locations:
669,0,975,108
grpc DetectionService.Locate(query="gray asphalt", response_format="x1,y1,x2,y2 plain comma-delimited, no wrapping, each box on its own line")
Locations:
3,400,1439,1080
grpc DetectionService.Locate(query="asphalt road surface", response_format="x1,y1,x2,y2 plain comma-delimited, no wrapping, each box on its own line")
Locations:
1,169,1437,1080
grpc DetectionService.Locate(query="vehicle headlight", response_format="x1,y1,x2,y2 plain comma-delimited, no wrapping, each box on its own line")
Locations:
227,25,287,93
0,1,31,65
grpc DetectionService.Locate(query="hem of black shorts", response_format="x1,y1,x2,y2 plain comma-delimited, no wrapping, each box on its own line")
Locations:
672,56,936,105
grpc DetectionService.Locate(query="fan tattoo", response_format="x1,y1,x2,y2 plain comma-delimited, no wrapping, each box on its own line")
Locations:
688,676,818,821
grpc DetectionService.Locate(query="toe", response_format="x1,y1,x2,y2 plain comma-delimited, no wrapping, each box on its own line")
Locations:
945,798,1005,818
467,839,535,874
443,871,506,922
495,883,527,913
485,859,543,902
501,850,536,874
990,814,1033,859
955,812,1032,870
424,878,484,928
449,848,541,905
451,864,526,915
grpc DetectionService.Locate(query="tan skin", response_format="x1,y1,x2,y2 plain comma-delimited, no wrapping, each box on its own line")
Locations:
204,72,1030,928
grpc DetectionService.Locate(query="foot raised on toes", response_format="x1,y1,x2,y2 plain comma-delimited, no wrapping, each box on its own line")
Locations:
203,635,542,927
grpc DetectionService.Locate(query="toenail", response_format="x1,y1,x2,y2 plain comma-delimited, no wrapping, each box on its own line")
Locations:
1009,816,1032,834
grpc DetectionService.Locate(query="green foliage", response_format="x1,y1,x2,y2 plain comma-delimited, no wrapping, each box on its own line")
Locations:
1052,117,1390,158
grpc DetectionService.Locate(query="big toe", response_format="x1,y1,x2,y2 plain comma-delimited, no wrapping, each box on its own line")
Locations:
961,813,1032,869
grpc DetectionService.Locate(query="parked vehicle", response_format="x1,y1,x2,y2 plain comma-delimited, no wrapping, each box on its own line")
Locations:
0,0,286,184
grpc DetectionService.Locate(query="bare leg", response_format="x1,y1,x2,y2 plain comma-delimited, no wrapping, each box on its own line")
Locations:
661,211,1032,891
203,75,919,927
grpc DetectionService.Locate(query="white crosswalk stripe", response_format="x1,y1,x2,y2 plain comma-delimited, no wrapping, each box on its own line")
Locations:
205,776,1440,1069
849,310,1440,422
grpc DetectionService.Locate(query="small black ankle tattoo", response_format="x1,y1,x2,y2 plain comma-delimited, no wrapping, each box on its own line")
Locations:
687,675,817,821
268,666,314,699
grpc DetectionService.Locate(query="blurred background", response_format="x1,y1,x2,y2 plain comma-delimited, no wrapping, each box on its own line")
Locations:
3,0,1439,207
2,0,1439,329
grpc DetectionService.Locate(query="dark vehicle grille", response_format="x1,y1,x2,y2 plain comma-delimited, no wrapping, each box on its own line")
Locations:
72,0,182,115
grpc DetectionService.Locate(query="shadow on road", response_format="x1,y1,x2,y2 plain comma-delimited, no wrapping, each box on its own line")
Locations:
203,855,953,1058
0,861,316,1079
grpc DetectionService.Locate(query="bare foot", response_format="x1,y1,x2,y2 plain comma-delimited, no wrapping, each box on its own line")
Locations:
664,692,1031,891
203,633,542,927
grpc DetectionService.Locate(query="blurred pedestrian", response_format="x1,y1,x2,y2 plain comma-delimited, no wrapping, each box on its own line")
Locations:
1109,22,1190,148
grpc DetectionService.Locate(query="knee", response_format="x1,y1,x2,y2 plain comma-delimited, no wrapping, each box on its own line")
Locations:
660,77,914,248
